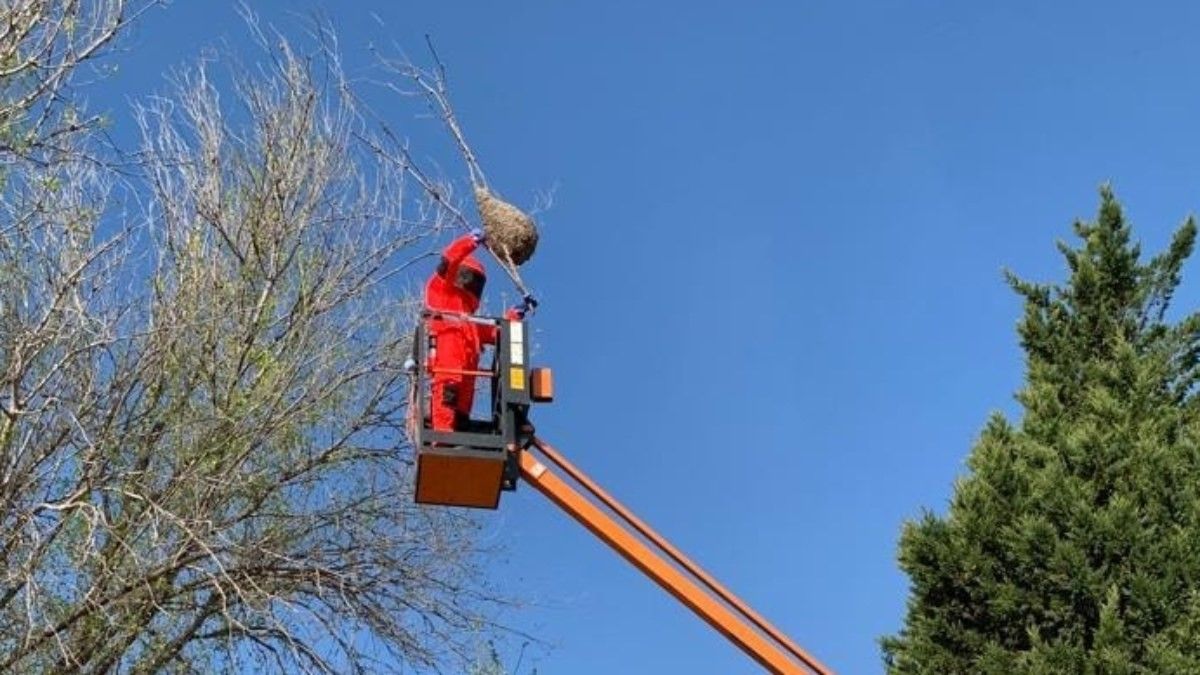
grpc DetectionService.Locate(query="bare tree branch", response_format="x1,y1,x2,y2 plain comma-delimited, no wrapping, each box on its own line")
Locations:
0,6,525,673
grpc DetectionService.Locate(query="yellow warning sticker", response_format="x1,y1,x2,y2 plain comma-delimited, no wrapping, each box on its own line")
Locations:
509,367,525,390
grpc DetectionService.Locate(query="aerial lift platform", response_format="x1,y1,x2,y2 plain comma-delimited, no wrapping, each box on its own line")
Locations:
408,311,832,675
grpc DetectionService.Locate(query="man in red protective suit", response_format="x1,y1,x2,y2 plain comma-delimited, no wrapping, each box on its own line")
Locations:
423,229,528,432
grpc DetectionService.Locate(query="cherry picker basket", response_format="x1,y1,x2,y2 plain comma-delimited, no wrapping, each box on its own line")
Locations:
407,311,551,509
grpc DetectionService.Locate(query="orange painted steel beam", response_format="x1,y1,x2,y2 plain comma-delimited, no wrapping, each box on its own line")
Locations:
519,451,831,675
530,439,832,674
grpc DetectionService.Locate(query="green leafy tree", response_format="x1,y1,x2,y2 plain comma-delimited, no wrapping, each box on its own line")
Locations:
884,187,1200,673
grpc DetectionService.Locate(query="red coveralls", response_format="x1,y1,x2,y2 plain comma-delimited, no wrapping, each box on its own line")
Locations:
424,234,500,431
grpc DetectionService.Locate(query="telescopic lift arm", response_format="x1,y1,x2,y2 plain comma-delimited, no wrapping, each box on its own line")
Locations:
519,438,833,675
410,314,831,672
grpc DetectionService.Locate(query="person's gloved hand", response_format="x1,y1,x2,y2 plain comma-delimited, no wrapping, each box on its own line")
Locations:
470,228,486,244
403,357,416,373
502,295,538,321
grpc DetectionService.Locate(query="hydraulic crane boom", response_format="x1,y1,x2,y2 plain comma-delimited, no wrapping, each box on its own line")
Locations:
520,438,832,675
409,314,830,672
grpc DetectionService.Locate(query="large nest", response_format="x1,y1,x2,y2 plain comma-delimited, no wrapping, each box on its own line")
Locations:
474,186,538,266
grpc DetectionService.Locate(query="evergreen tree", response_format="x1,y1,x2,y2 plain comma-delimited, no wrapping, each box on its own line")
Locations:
883,187,1200,673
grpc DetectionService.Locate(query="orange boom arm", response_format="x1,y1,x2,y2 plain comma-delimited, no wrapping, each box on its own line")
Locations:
520,439,832,675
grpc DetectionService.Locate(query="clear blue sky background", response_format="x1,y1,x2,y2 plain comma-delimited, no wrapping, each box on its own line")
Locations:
92,2,1200,673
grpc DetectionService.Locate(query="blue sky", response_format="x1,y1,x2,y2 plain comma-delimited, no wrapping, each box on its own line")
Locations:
92,2,1200,672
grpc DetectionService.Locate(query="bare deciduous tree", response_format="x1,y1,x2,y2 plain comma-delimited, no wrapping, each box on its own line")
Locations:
0,0,157,164
1,4,516,673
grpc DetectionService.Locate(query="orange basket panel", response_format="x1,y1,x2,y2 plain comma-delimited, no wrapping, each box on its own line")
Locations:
415,447,506,509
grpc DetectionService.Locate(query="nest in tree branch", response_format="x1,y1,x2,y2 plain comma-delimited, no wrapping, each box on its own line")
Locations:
474,186,538,265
